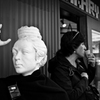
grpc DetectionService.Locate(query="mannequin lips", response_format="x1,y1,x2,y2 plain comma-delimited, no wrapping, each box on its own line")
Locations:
15,63,22,68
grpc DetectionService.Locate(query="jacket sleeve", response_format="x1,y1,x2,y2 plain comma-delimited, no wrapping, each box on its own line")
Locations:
78,58,96,83
51,65,88,100
87,64,96,83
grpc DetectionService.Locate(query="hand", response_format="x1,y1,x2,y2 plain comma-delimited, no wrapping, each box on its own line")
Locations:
0,39,11,46
87,54,96,67
81,72,88,79
85,50,96,67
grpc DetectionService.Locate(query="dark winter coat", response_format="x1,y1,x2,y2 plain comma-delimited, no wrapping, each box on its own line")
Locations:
48,50,96,100
0,69,69,100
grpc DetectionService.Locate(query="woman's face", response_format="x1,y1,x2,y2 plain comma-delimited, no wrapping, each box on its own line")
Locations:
75,42,86,58
12,39,39,76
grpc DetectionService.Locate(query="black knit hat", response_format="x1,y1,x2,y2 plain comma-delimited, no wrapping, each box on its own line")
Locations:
60,31,84,57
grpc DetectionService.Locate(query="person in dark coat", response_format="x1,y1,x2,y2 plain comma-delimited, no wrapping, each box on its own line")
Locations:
0,26,69,100
48,31,99,100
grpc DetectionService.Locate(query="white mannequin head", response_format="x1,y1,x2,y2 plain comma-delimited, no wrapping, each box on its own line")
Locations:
12,26,47,76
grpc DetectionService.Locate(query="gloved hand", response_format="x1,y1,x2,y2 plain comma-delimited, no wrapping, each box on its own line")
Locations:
81,72,88,79
0,39,11,46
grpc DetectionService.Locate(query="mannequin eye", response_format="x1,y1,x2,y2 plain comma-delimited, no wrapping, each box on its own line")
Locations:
12,49,17,56
22,49,30,55
22,50,28,54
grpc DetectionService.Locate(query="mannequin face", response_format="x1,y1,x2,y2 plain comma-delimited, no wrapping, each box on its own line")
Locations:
75,42,86,58
12,39,39,76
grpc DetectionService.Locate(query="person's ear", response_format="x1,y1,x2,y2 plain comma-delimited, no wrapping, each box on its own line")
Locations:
72,46,76,53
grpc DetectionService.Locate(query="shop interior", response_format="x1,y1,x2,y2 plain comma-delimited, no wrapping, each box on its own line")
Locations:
60,8,78,34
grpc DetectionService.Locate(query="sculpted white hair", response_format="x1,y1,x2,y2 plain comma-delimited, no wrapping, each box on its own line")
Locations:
17,26,47,68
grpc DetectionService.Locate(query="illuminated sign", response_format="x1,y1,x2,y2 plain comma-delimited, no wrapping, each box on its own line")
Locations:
62,0,100,19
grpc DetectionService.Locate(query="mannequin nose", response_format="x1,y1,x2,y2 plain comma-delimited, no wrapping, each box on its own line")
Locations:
14,52,21,61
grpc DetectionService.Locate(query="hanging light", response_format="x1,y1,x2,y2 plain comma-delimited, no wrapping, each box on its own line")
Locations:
61,19,66,27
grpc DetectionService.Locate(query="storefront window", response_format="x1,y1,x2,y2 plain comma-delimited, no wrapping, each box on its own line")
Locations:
92,30,100,92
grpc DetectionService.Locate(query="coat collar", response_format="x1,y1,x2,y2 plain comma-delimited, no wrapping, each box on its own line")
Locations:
56,51,76,71
56,50,85,73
